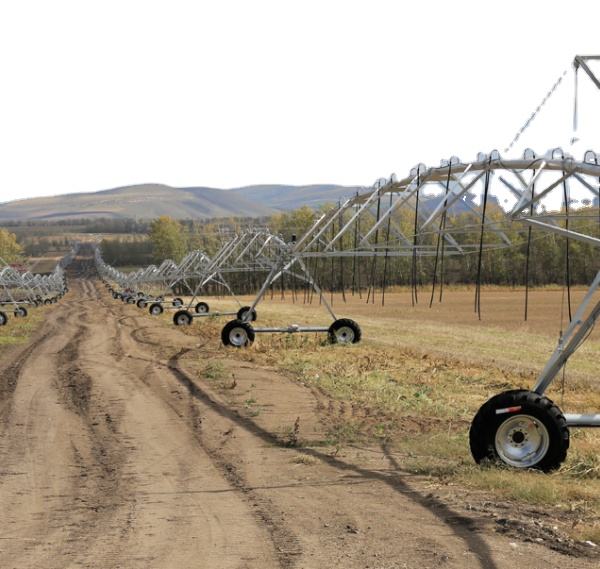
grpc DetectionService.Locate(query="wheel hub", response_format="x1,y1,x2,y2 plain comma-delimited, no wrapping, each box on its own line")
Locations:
229,327,248,347
335,326,355,344
495,414,550,468
509,430,526,445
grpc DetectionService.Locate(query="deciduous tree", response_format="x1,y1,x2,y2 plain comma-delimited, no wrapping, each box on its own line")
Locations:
0,228,23,263
149,216,186,263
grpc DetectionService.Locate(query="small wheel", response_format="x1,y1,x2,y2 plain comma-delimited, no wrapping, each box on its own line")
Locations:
136,298,147,309
149,302,164,316
126,296,136,304
0,311,7,326
237,306,257,322
470,389,569,472
149,303,164,316
221,319,255,348
328,318,361,344
44,298,52,305
195,301,209,314
14,307,28,318
172,297,183,307
173,310,193,326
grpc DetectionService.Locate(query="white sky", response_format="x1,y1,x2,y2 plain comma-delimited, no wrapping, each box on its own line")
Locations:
0,0,599,202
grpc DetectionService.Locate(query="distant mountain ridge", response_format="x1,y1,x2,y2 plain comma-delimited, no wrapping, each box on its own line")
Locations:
0,183,365,221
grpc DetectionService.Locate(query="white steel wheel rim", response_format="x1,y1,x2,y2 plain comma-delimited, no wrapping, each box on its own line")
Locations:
197,304,208,313
495,414,550,468
152,306,161,315
177,315,190,325
335,326,355,344
229,326,249,347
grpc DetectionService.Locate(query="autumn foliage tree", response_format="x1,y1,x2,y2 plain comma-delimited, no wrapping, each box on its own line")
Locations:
0,228,23,263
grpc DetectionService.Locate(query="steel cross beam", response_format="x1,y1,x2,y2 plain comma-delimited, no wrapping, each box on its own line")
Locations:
574,55,600,90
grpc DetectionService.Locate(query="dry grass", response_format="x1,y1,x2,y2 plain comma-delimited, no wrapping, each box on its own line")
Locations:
0,307,46,349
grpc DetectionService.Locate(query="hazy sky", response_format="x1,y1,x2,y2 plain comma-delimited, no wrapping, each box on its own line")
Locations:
1,0,599,202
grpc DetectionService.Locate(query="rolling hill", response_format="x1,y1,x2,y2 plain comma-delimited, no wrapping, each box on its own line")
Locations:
0,183,364,221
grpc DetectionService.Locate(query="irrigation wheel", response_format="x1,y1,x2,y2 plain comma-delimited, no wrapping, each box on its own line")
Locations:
469,389,569,472
236,306,257,322
173,310,193,326
14,306,28,318
136,298,147,309
149,303,164,316
172,297,183,307
221,319,255,348
327,318,361,344
0,311,7,326
195,301,209,314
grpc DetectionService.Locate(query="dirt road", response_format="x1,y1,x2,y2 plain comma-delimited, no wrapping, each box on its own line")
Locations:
1,265,597,568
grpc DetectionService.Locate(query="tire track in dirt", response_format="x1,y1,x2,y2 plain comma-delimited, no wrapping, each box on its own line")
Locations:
166,348,499,569
0,272,136,568
62,275,285,568
0,331,50,422
0,310,99,564
109,295,301,568
51,319,134,564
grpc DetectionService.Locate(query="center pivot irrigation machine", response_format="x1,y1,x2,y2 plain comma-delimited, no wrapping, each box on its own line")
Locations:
169,229,290,328
97,249,211,313
95,229,281,323
95,55,600,471
214,55,600,472
0,250,73,326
